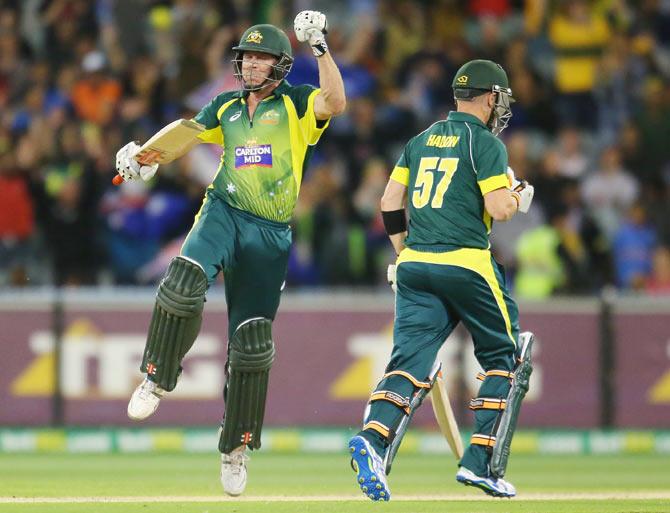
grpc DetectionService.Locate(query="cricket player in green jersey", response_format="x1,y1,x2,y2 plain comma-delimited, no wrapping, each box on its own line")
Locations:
116,12,345,495
348,60,535,501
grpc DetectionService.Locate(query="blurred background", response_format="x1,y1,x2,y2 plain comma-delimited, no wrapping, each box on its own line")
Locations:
1,0,670,293
1,0,669,457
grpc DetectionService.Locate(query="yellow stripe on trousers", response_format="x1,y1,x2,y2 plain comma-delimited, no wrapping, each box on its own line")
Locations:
180,193,210,253
396,247,516,348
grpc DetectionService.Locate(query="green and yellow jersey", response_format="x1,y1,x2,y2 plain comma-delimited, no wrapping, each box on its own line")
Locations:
390,111,509,251
194,80,329,223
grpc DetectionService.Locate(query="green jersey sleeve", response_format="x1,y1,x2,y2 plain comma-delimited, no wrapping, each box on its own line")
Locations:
473,133,510,195
193,92,238,146
284,84,330,145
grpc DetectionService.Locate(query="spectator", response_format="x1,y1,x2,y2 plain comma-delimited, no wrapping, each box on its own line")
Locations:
612,202,657,290
548,0,611,129
330,97,387,192
0,2,667,294
561,178,614,290
581,145,639,241
514,211,565,300
594,34,633,144
646,246,670,295
534,147,569,216
633,77,670,185
0,137,34,286
506,70,557,134
379,1,425,86
469,0,512,18
30,122,102,285
71,50,121,126
557,126,589,179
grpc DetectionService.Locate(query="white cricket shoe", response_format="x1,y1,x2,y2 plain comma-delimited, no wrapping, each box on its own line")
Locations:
456,466,516,498
221,445,249,496
127,378,165,420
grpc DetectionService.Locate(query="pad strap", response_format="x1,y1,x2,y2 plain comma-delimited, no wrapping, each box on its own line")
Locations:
476,370,514,381
383,370,432,389
381,361,442,475
469,397,507,411
370,391,411,414
364,420,391,439
471,433,497,448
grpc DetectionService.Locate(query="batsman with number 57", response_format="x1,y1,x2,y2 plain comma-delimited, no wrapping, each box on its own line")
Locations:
114,12,345,496
349,60,536,501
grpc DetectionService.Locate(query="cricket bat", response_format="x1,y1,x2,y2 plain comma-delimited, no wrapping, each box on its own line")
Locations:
430,373,464,460
112,119,205,185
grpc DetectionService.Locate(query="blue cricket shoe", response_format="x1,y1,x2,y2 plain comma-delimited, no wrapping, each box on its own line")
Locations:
348,435,391,501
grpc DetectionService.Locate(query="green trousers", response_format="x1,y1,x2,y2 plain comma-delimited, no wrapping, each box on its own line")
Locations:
363,247,519,477
181,190,291,339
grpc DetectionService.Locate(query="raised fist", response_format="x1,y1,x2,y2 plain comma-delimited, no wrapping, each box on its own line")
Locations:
294,10,329,57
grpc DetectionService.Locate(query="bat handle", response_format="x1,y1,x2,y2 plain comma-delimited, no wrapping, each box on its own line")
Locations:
112,175,124,186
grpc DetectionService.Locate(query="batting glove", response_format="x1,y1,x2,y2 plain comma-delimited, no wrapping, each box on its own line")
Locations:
294,10,328,57
506,166,520,189
513,184,534,213
387,264,397,293
115,141,159,182
507,166,534,213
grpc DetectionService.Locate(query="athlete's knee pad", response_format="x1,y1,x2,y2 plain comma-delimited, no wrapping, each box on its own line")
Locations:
141,256,207,391
363,361,441,474
219,318,275,454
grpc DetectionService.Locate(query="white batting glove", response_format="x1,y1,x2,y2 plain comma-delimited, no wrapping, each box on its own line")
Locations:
138,160,159,181
116,142,141,181
387,264,397,293
506,166,520,189
514,184,534,213
115,142,159,182
507,166,534,213
294,10,328,57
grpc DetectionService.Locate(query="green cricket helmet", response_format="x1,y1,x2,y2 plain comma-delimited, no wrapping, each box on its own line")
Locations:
232,24,293,91
452,59,514,136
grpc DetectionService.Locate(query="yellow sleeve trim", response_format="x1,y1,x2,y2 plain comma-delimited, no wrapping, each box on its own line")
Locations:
390,166,410,186
195,98,238,146
197,127,223,145
478,174,509,195
301,88,330,145
283,95,308,194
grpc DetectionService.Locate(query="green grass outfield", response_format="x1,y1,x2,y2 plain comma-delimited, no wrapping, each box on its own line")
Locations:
1,453,669,513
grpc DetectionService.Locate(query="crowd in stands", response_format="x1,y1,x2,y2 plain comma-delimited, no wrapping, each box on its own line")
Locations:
1,0,670,298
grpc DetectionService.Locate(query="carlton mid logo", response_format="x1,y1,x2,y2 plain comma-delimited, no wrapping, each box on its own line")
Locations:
457,75,468,85
245,31,263,44
235,144,273,168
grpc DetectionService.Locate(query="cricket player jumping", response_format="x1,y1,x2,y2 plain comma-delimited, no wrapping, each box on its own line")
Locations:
348,60,535,501
115,12,345,496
